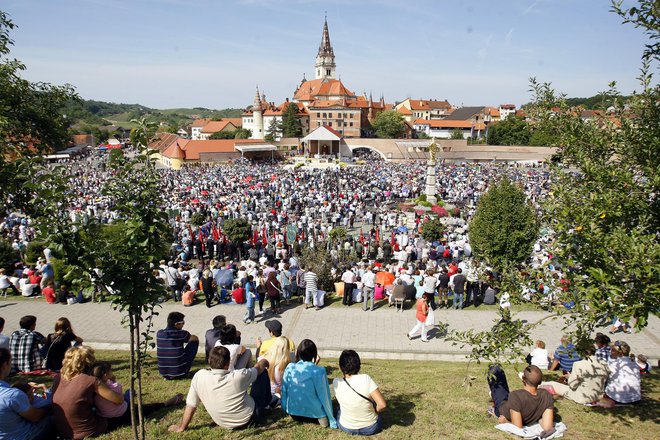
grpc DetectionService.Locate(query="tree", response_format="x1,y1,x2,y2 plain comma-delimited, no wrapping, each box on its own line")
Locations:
223,218,251,259
281,102,302,138
0,11,76,214
107,147,124,167
0,239,19,272
233,128,252,139
371,110,405,138
421,218,445,243
450,129,465,140
486,115,530,145
209,130,237,140
469,178,539,269
535,81,659,330
611,0,659,62
25,119,170,440
265,118,282,142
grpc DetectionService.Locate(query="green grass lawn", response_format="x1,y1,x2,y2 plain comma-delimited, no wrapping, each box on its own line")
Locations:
20,350,659,439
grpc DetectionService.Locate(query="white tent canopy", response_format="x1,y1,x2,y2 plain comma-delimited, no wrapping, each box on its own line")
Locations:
234,144,277,152
302,126,342,142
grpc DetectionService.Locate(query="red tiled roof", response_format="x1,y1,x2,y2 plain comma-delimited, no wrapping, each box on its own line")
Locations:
294,78,355,101
162,139,189,159
149,132,180,153
201,119,242,133
191,118,211,128
180,139,265,160
397,106,412,115
408,99,452,110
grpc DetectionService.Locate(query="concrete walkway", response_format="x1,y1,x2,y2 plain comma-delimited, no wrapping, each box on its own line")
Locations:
1,299,657,362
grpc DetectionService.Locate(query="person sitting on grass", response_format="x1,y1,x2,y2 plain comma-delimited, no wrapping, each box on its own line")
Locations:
214,324,252,371
43,317,84,372
333,350,387,436
168,346,271,432
9,315,46,374
0,347,52,440
52,346,124,439
540,347,609,405
598,341,641,408
281,339,337,429
156,312,199,380
91,361,183,430
549,335,581,374
487,365,555,435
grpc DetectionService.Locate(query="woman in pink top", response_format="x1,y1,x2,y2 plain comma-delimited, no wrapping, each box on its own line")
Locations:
91,361,184,430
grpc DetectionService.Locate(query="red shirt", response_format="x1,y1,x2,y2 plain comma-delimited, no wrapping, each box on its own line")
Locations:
232,288,245,304
43,287,56,304
29,274,42,285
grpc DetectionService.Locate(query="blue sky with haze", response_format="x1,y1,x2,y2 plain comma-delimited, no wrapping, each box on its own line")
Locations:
3,0,651,109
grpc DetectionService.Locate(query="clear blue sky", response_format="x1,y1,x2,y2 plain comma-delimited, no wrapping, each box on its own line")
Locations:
3,0,652,109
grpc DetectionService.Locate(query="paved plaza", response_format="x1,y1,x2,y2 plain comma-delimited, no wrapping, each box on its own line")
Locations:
1,299,657,363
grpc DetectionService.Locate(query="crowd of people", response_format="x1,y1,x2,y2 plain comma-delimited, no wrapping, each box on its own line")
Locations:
0,311,651,439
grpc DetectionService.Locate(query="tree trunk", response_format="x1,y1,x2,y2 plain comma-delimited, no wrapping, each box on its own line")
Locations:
135,315,145,440
128,314,139,440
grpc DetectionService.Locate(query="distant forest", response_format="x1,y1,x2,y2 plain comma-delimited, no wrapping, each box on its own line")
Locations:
523,93,632,110
64,99,243,134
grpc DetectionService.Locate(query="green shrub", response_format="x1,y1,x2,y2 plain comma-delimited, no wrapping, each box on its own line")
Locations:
25,241,46,265
0,240,20,272
418,200,432,208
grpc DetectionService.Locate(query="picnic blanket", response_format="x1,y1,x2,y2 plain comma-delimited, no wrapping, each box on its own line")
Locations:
495,422,567,439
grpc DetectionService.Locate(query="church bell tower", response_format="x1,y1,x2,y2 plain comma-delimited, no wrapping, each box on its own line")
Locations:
315,17,336,80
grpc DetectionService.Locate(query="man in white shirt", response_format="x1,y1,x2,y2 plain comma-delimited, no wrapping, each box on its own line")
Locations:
169,346,271,432
361,267,377,312
341,266,356,307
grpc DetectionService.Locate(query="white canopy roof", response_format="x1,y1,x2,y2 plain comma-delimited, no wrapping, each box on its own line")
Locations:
235,143,277,152
302,126,342,142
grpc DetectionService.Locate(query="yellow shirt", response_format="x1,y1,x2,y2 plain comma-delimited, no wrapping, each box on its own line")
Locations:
259,336,295,358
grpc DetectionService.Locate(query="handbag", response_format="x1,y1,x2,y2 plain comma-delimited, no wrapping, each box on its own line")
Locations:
344,377,377,411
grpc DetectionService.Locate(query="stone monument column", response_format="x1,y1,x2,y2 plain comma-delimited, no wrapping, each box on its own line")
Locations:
425,137,438,205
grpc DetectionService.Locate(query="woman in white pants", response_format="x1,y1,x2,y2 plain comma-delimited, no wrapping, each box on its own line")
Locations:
407,293,430,342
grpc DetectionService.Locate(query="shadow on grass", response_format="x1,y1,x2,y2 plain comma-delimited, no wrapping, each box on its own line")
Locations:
382,391,419,428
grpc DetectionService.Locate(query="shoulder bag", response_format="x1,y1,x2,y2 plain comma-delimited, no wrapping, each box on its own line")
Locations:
344,377,377,411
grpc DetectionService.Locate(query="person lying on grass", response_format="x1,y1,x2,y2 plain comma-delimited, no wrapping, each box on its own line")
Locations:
487,365,555,435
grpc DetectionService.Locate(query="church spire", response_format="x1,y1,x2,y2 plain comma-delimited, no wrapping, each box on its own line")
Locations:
315,16,336,80
317,16,334,58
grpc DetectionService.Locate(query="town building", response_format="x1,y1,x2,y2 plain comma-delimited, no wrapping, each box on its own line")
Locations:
395,98,453,122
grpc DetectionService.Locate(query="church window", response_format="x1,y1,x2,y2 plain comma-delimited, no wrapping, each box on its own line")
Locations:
349,122,353,127
317,113,320,117
326,69,331,76
328,113,333,118
344,122,347,127
328,122,332,127
317,122,321,127
323,113,327,118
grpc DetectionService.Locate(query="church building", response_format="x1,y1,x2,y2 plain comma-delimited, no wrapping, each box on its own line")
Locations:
242,18,388,140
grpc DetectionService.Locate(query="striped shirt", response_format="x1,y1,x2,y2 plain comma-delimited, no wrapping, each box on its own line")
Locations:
156,328,191,378
303,271,318,293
